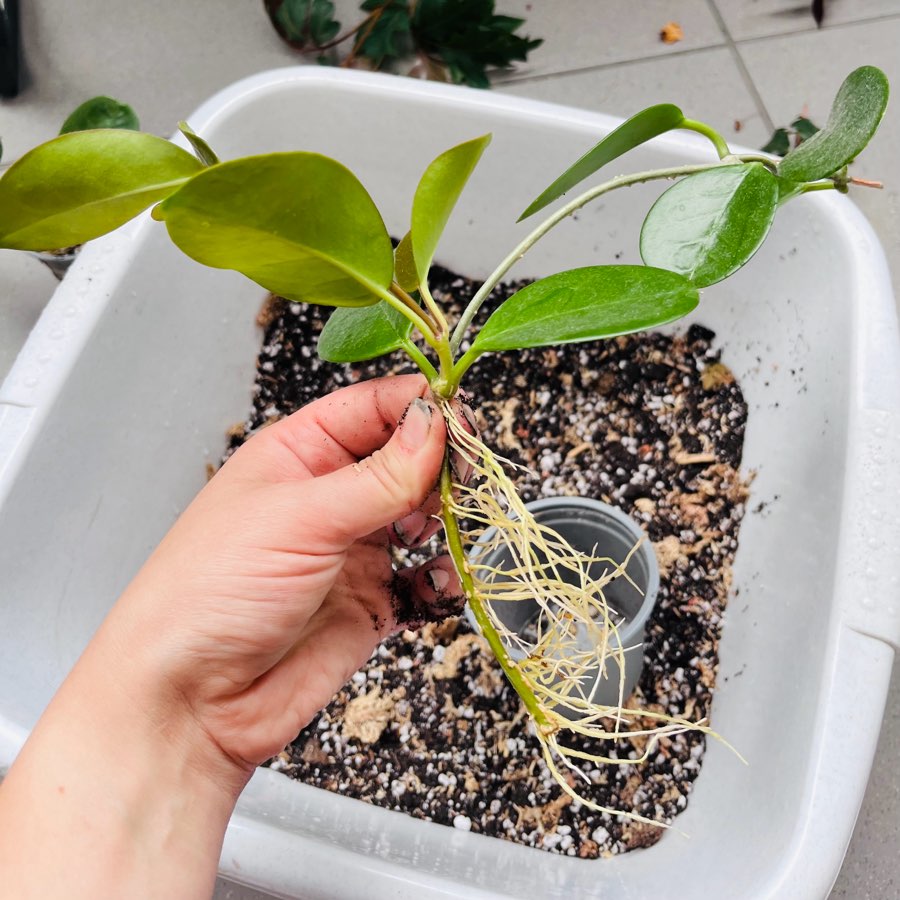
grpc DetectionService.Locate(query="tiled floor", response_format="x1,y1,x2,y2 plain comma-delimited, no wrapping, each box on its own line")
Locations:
1,2,897,898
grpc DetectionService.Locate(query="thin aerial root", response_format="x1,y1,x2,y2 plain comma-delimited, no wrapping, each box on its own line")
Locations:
440,401,736,828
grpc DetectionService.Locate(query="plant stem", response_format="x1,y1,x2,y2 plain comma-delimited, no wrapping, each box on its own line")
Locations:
800,181,838,194
735,153,780,170
381,284,439,350
400,338,438,381
680,118,731,159
439,462,553,733
418,280,450,337
449,160,734,355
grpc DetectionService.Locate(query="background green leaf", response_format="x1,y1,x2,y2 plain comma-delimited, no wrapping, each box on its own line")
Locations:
778,66,889,181
471,265,699,354
59,96,140,134
639,163,778,288
155,152,393,307
519,104,686,220
761,127,790,156
411,134,490,284
178,121,219,167
318,300,413,362
0,130,202,250
411,0,541,88
265,0,341,48
394,231,419,292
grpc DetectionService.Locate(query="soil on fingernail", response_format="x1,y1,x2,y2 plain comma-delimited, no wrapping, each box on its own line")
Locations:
229,262,751,857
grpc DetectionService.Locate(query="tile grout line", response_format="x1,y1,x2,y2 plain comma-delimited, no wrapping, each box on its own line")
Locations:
704,0,775,134
734,10,900,48
492,42,727,88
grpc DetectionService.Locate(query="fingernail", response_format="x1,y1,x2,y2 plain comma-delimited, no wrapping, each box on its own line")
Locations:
399,398,433,450
425,567,451,592
394,510,428,547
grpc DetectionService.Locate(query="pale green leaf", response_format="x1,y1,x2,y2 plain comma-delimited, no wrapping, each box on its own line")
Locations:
411,134,491,283
155,152,393,307
0,130,202,250
178,121,220,167
394,231,419,292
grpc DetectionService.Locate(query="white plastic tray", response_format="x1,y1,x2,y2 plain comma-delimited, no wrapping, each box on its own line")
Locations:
1,69,898,900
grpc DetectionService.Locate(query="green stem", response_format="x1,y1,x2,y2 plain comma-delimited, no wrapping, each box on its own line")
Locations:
400,338,438,381
735,152,780,170
418,280,450,338
680,118,731,159
379,285,440,352
449,160,733,355
439,462,553,733
800,180,838,194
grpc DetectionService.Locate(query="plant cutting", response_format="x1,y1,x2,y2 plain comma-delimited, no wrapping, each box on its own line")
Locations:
0,66,888,821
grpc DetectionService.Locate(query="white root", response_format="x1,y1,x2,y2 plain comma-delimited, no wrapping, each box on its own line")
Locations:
441,402,737,826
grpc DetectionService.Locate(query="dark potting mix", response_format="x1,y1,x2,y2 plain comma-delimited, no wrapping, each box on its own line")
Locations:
221,264,750,857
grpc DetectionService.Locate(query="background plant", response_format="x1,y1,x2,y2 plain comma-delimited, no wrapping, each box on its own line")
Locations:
0,66,887,818
264,0,542,87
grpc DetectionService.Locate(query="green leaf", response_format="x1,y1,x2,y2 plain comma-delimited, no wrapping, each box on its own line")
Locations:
639,163,778,288
791,116,820,141
761,127,790,156
411,0,541,88
318,300,413,362
59,96,140,134
778,66,889,181
519,104,686,220
154,152,392,307
410,134,490,283
265,0,341,48
178,121,219,167
359,3,411,63
0,130,202,251
471,265,698,354
394,231,419,292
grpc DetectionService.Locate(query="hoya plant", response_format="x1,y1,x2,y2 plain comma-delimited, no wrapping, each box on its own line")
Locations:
0,66,887,819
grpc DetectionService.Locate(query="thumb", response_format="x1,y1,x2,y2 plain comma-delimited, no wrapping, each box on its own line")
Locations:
303,397,447,546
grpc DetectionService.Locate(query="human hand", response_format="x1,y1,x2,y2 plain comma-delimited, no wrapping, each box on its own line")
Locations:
0,374,473,900
116,373,468,774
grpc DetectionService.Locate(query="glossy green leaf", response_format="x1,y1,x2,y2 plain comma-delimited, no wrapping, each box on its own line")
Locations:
471,265,698,354
639,163,778,288
410,134,490,283
0,130,203,251
265,0,340,48
394,231,419,292
778,66,889,181
178,121,219,167
59,96,139,134
154,152,392,307
518,104,686,221
318,300,413,362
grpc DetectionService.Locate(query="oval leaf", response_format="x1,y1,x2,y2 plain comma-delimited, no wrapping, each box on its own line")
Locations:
59,96,140,134
640,163,778,288
178,121,220,167
471,266,699,354
778,66,889,182
394,230,419,292
155,153,393,307
318,300,414,362
518,104,685,221
411,134,491,283
0,130,203,250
